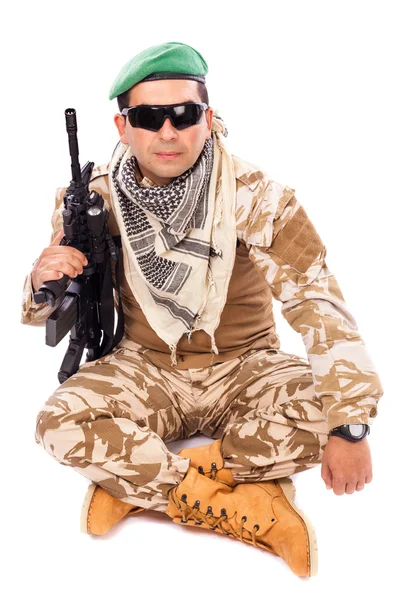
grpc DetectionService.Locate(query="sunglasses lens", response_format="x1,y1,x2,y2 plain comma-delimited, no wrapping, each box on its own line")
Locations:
128,104,204,131
128,106,164,131
172,104,202,130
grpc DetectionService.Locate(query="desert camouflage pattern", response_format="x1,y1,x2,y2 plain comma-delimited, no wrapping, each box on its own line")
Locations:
25,152,384,509
234,157,383,429
35,338,332,511
22,154,383,430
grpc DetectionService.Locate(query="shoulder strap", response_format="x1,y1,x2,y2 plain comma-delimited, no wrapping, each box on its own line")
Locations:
97,236,124,356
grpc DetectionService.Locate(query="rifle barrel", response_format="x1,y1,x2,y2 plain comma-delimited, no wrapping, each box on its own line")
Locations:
65,108,81,184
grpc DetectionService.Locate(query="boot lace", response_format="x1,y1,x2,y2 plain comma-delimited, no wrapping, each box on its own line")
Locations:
170,489,276,547
197,462,235,487
197,461,218,480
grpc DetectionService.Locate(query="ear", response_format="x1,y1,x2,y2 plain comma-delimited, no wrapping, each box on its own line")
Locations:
114,113,128,144
205,106,214,140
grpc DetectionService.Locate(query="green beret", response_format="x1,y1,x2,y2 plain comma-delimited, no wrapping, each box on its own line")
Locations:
109,41,208,101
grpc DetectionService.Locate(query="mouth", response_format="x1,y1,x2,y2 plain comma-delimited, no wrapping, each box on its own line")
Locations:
155,152,182,160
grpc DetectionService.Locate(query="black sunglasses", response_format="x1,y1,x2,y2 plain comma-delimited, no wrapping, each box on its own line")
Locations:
121,102,208,132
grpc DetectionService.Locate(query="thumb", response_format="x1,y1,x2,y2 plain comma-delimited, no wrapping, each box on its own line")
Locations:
50,228,65,246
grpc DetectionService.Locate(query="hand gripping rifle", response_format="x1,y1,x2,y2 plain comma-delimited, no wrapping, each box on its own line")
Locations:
33,108,124,384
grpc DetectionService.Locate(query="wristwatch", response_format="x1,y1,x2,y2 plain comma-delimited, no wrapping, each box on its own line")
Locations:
329,424,370,442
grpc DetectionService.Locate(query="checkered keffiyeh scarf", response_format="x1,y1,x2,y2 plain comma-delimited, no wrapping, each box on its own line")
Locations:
109,115,237,366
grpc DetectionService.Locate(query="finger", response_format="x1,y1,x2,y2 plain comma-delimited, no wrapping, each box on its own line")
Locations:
332,477,346,496
46,254,87,273
345,481,357,494
44,245,88,265
44,261,80,281
356,481,365,492
50,228,65,246
39,270,67,285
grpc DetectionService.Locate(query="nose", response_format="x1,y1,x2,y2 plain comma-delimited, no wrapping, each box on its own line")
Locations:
158,116,178,141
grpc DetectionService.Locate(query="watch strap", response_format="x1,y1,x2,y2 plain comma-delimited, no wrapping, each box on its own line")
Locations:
329,424,370,442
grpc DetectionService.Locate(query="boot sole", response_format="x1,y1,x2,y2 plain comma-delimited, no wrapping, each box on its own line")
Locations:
80,482,97,534
276,477,318,577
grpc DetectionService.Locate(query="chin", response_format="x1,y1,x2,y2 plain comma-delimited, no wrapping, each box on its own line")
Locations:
160,164,191,177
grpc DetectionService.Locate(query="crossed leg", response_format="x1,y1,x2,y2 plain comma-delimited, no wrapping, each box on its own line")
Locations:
195,348,331,482
34,345,191,511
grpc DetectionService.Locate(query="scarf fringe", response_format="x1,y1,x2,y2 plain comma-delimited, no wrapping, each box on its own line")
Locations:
210,333,219,356
193,266,215,331
169,344,178,367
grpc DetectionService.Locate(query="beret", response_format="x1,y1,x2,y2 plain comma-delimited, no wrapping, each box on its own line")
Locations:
109,41,208,101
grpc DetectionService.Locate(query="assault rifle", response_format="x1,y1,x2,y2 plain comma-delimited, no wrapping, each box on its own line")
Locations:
34,108,124,384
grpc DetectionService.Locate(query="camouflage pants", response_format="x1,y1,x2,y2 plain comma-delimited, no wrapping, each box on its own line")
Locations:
35,339,331,512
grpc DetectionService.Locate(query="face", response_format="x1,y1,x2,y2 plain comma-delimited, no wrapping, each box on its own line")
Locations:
114,79,214,186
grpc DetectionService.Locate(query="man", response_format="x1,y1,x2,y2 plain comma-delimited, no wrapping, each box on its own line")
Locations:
22,42,384,578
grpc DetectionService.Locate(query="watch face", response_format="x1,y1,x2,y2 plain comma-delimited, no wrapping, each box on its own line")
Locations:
348,424,364,438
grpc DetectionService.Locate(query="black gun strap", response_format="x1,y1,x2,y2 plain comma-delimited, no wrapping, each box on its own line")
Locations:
113,244,125,346
98,238,124,357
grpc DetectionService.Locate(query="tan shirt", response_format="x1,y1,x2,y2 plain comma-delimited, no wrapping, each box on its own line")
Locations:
21,155,384,430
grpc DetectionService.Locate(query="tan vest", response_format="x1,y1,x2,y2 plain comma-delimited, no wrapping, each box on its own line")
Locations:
119,237,279,369
56,162,281,370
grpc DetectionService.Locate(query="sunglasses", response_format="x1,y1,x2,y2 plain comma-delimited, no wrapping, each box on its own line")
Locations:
121,102,208,132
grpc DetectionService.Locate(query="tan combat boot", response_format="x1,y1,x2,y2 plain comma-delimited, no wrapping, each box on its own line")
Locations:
165,465,318,577
79,439,231,535
80,482,146,535
178,439,235,486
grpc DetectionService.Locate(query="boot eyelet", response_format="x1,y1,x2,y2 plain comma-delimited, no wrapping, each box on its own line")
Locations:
211,462,217,470
206,506,213,515
271,518,275,522
254,524,260,531
181,494,187,502
181,519,188,523
221,508,227,516
194,500,200,509
198,466,204,474
241,516,247,523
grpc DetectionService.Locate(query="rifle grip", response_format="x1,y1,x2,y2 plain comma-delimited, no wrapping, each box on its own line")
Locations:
33,274,70,307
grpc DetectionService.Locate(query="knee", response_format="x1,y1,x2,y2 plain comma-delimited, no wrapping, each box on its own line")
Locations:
34,408,46,446
34,383,99,447
34,387,77,451
34,390,88,466
34,395,59,449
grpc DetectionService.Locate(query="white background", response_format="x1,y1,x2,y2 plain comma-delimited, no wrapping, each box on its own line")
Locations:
3,0,398,598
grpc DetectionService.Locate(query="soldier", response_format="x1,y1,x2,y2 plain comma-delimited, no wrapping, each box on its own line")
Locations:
22,41,384,578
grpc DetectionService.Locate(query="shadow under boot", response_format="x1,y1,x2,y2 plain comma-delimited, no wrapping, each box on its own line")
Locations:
177,439,235,487
80,483,146,535
165,465,318,578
